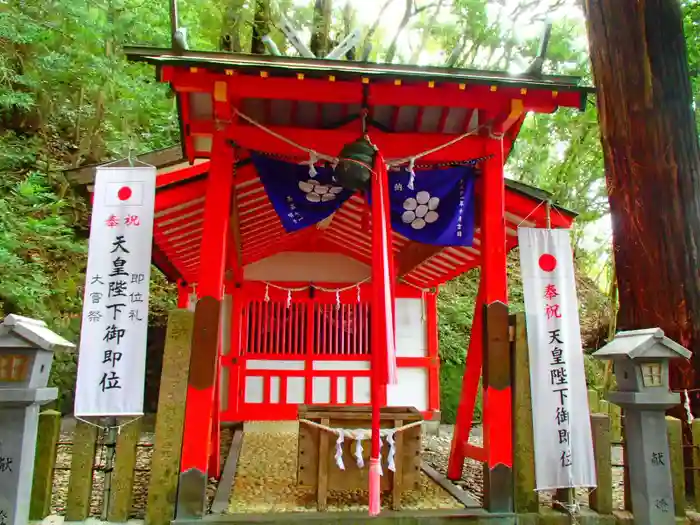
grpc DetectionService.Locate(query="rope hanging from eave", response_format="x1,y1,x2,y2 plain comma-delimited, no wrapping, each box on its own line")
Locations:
232,107,502,170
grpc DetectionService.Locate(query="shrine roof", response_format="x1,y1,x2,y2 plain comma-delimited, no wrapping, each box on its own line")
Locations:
125,47,591,97
67,146,576,287
125,47,591,167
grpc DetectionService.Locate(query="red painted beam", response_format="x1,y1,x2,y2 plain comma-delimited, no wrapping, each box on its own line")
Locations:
189,122,489,163
168,67,581,111
503,191,573,228
151,241,185,282
154,179,207,212
157,161,210,188
154,221,204,245
369,83,573,113
464,443,486,463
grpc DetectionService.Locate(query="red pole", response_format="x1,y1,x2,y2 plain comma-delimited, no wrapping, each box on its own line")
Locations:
177,280,190,309
369,152,397,516
480,138,512,511
179,132,233,504
425,291,440,416
447,280,484,479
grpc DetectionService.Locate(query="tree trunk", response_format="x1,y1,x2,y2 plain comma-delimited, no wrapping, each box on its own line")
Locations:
251,0,271,54
310,0,333,57
361,0,395,61
385,0,412,64
220,0,246,52
408,0,444,64
584,0,700,397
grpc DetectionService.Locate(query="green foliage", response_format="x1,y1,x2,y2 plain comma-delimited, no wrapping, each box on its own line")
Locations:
0,0,179,411
683,0,700,134
0,0,696,418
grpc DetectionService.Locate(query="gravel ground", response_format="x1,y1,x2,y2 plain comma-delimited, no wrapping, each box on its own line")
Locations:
422,425,627,511
51,430,155,518
50,427,234,519
48,420,628,518
226,429,463,513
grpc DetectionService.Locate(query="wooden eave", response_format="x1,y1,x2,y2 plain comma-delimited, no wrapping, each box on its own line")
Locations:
124,47,592,99
68,148,575,287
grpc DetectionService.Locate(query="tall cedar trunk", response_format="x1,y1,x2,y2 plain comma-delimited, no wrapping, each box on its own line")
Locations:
251,0,271,54
220,0,246,52
584,0,700,400
310,0,332,57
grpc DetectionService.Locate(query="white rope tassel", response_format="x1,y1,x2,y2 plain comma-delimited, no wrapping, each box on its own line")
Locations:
421,290,427,322
386,431,397,472
354,437,365,468
264,283,270,302
287,289,292,309
685,389,695,425
308,151,318,177
356,284,361,303
378,436,384,476
407,158,416,190
336,290,341,310
334,430,345,470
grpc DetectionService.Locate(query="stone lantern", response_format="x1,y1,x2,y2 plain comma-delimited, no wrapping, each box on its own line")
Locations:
593,328,690,525
0,314,74,525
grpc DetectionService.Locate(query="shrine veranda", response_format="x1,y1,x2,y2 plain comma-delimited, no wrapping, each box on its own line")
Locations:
65,48,589,519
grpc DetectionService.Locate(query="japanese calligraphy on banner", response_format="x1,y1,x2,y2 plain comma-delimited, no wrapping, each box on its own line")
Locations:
518,227,596,491
74,166,156,417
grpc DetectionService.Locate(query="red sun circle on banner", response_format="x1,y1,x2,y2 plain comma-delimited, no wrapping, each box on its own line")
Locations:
117,186,132,201
539,253,557,272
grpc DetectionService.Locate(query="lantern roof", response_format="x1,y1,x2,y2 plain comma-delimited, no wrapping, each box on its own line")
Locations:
0,314,75,352
593,328,691,361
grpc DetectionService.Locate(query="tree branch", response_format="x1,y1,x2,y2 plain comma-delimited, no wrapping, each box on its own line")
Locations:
409,0,445,63
384,0,412,63
361,0,395,60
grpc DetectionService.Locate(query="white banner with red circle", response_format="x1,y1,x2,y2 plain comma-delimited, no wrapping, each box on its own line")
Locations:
518,227,596,491
75,165,156,417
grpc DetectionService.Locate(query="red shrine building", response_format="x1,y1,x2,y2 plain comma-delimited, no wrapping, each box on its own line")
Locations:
72,48,588,515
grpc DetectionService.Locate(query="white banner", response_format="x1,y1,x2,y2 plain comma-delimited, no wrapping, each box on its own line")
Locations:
75,166,156,417
518,227,596,491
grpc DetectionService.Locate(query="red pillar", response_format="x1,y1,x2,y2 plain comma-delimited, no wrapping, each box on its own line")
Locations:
177,280,190,309
425,291,440,415
177,133,233,516
480,138,512,512
447,280,484,478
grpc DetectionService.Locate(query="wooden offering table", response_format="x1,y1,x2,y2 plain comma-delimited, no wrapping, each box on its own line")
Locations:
297,405,423,510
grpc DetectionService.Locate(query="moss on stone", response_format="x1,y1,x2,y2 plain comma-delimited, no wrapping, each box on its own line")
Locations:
145,309,194,525
29,410,61,520
65,420,98,521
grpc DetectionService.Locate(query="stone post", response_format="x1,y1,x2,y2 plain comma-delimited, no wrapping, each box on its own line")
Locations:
146,310,194,525
29,410,61,520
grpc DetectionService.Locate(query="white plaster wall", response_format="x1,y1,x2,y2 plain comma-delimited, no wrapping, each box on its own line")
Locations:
243,252,371,283
387,367,428,411
246,359,305,370
395,298,427,357
312,360,370,371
